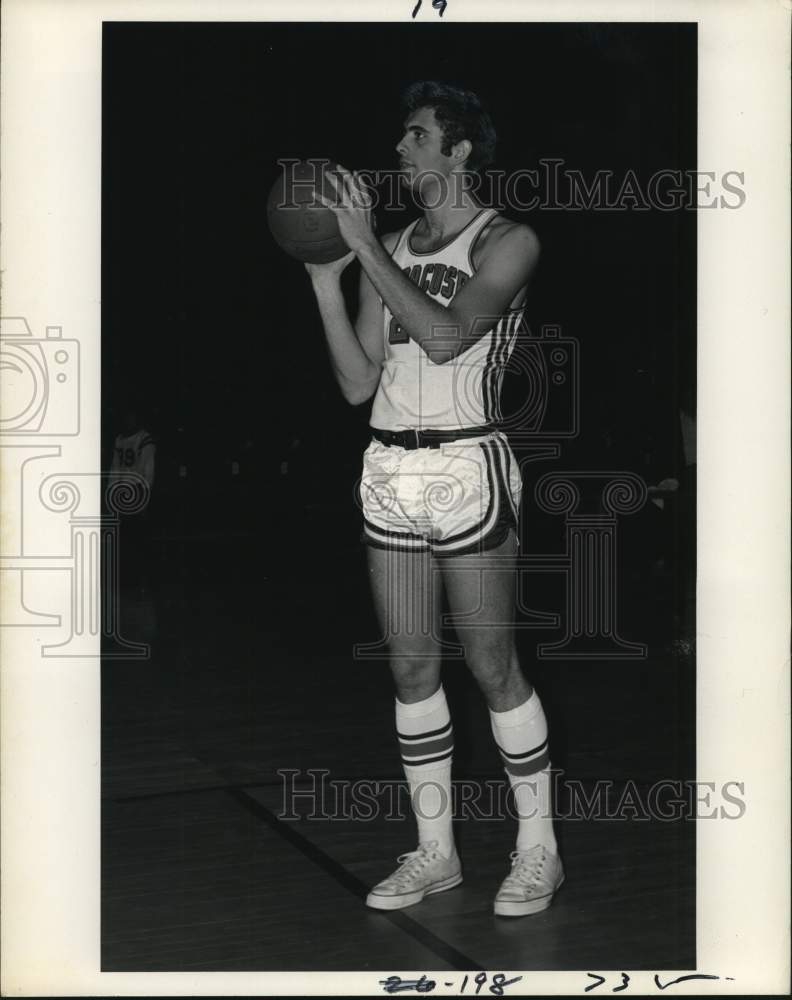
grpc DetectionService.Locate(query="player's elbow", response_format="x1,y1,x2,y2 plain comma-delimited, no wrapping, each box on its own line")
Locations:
341,379,378,406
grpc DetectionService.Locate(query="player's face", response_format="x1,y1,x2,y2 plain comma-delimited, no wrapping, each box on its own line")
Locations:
395,107,456,196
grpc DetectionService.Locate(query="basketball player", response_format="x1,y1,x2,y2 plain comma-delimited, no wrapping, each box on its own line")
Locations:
306,82,563,916
110,405,156,590
110,406,156,497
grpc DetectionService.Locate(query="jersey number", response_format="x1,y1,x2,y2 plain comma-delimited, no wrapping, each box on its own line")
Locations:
116,447,136,467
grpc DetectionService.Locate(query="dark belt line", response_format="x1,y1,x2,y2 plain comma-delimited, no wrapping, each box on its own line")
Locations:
371,425,494,450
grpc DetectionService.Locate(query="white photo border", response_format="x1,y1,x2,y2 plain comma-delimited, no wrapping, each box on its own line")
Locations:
1,0,789,995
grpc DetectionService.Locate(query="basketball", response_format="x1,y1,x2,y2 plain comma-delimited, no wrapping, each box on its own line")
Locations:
266,159,351,264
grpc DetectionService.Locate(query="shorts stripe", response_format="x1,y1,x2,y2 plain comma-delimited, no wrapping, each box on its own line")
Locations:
496,433,520,524
363,515,429,550
361,433,520,554
429,443,500,552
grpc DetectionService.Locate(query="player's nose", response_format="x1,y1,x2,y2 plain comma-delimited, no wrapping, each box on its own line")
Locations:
395,134,408,155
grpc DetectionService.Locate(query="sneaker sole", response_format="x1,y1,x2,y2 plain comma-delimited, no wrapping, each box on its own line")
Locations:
493,874,565,918
366,871,463,911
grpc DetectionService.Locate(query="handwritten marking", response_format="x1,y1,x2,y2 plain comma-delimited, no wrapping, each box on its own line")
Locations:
380,975,436,994
379,973,524,995
411,0,448,17
489,974,523,996
654,973,722,990
586,973,731,993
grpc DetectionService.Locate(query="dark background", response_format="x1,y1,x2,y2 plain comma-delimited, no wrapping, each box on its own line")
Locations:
101,22,697,971
102,21,695,544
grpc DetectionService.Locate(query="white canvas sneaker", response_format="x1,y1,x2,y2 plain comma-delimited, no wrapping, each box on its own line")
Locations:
493,844,565,917
366,841,463,911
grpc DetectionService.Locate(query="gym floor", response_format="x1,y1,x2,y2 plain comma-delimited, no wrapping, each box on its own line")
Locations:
101,520,695,973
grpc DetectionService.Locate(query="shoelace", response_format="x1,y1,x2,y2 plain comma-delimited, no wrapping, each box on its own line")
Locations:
503,847,547,887
387,842,439,886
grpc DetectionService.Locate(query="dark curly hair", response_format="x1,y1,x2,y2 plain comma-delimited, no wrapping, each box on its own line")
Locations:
401,81,497,174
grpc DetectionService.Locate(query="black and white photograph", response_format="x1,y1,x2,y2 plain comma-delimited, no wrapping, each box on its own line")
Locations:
0,1,789,996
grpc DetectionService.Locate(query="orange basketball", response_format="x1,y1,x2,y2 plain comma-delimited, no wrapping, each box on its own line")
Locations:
266,159,350,264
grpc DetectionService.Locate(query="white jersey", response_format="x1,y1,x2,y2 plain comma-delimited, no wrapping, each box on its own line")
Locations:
370,208,525,432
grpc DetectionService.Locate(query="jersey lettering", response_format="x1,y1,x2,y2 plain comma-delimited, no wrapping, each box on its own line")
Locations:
387,262,472,344
399,262,470,301
428,265,446,296
441,266,458,298
373,209,521,430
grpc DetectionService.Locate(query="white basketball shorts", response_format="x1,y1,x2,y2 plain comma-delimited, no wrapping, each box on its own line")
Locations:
359,431,522,556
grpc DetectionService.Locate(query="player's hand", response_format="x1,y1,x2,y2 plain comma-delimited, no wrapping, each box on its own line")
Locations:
317,164,376,253
304,249,356,280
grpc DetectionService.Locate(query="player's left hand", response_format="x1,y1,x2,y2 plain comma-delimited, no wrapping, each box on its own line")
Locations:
318,164,376,252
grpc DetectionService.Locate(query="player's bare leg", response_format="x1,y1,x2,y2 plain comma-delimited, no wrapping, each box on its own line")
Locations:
440,531,529,711
364,544,462,910
441,529,564,915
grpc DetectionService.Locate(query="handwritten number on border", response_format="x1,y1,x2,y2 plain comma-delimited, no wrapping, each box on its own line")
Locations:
412,0,448,18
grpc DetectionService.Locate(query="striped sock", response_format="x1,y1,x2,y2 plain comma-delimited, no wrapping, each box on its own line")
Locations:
396,686,455,858
490,691,558,854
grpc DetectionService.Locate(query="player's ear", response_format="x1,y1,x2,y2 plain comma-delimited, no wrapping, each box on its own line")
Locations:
452,138,472,166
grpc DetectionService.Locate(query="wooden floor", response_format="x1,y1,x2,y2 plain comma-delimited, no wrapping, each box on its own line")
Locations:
102,535,695,972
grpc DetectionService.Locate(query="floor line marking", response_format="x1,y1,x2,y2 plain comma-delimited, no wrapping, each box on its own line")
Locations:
227,786,484,973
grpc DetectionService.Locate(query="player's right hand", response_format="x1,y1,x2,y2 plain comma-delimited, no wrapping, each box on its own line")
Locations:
305,250,356,279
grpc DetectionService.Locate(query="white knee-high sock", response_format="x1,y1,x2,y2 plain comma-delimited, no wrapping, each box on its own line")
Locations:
489,690,558,854
396,686,455,858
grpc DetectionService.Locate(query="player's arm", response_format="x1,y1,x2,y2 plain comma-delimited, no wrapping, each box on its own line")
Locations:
356,223,540,365
324,168,539,364
306,234,395,405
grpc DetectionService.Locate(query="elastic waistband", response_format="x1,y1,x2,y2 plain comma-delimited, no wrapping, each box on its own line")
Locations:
370,425,494,450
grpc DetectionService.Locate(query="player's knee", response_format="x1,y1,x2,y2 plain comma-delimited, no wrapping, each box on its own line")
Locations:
390,657,441,702
465,648,514,696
